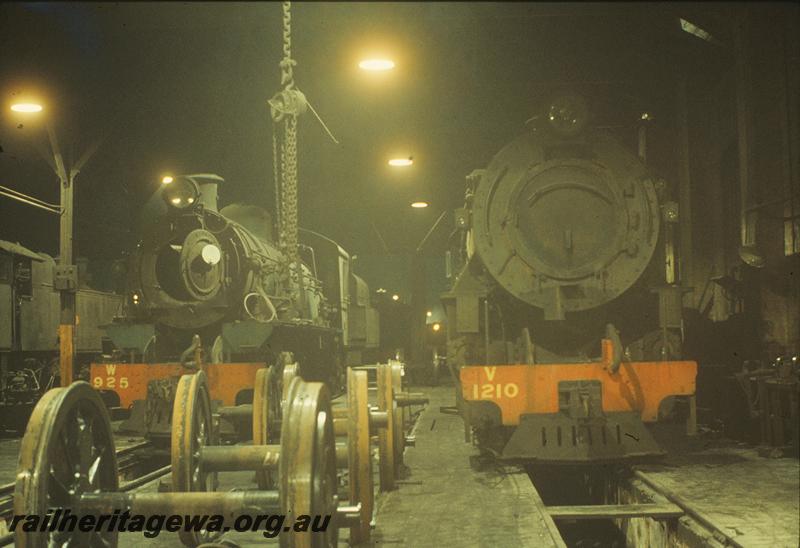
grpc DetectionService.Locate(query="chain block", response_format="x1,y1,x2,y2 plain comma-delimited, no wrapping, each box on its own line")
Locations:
268,88,307,122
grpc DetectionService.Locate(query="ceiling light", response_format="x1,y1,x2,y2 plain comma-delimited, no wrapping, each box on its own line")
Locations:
388,157,413,167
679,18,721,45
359,59,395,71
162,175,174,184
426,311,432,317
411,201,428,209
392,294,400,301
432,323,441,332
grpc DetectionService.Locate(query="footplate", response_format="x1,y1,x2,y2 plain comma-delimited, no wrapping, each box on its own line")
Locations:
500,379,664,462
501,411,664,463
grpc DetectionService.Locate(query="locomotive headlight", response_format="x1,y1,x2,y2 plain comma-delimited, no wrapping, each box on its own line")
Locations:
162,177,199,209
201,244,221,266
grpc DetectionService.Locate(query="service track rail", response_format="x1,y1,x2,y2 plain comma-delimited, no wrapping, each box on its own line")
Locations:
533,456,798,548
0,441,171,547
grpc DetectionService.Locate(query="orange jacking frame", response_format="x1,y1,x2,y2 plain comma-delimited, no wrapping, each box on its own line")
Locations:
89,362,265,409
460,339,697,425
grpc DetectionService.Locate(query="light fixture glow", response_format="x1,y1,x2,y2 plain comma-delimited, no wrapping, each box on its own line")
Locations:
10,102,43,113
162,177,199,209
388,157,413,167
426,311,432,317
411,201,429,209
359,59,395,71
162,175,174,184
679,18,716,44
201,244,221,266
432,323,441,332
392,294,400,301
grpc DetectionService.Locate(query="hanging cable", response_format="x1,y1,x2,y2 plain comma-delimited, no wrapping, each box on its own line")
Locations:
0,184,62,214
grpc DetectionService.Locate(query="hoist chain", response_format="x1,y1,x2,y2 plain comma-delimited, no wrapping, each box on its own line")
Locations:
282,114,299,263
271,0,299,264
269,1,337,268
272,131,281,238
280,1,296,89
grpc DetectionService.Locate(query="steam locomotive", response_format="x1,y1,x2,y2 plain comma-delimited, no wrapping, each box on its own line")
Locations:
91,174,379,438
445,94,697,463
0,239,121,432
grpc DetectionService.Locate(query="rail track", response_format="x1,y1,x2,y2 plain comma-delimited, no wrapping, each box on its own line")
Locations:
0,441,171,547
531,461,756,548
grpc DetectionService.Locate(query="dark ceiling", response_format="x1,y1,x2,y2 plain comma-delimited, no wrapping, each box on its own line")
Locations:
0,2,733,282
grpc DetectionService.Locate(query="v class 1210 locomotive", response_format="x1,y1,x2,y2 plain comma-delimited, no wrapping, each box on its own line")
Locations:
91,174,379,440
443,94,697,463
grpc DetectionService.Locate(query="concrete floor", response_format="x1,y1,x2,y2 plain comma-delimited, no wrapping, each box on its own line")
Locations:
634,447,799,547
369,386,566,548
111,385,565,547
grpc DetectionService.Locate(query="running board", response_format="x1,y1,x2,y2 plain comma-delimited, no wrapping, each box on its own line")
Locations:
546,503,684,520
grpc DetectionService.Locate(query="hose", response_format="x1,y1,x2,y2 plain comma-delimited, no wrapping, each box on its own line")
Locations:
605,323,623,374
243,287,278,323
142,335,157,363
180,335,202,369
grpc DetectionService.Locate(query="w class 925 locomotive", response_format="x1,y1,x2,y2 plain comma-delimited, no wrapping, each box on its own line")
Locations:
91,174,379,439
443,94,697,463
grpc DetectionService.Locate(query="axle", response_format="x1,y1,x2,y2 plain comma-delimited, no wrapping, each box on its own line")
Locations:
79,491,281,516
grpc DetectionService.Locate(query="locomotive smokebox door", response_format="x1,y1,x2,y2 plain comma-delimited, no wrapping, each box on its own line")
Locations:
179,229,223,301
469,126,660,317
